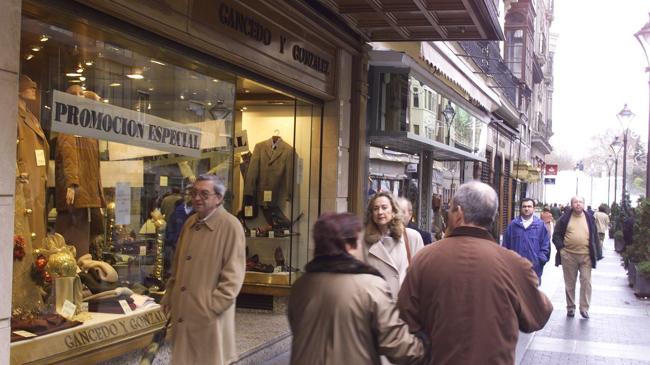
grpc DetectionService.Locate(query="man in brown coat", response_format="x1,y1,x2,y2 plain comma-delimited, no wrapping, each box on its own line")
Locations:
398,181,553,365
162,174,246,365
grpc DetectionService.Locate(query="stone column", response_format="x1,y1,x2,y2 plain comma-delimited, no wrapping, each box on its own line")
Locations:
0,0,22,362
347,47,369,216
320,49,353,213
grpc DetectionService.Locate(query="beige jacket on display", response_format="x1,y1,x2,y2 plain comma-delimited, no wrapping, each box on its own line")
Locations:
161,205,246,365
368,228,424,299
54,134,105,211
243,137,294,206
17,104,50,248
288,255,425,365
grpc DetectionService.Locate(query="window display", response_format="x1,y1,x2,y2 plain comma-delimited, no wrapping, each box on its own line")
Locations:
12,6,320,355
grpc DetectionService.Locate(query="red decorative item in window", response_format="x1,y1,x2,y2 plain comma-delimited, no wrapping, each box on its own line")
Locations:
13,235,26,261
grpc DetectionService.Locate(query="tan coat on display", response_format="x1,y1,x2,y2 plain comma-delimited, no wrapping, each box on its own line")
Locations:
17,75,49,248
244,137,294,207
162,205,246,365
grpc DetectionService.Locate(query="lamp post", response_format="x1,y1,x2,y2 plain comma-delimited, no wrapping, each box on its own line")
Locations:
610,136,623,204
635,14,650,197
617,104,635,206
605,158,614,206
442,100,456,145
574,161,584,196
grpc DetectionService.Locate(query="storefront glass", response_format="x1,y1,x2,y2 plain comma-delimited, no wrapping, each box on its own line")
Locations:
12,4,319,351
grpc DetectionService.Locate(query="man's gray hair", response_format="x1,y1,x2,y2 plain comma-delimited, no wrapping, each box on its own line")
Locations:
570,196,585,204
451,181,498,230
196,174,227,196
396,197,413,213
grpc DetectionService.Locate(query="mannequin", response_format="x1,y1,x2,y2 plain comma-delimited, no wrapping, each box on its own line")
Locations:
54,86,106,257
17,74,49,248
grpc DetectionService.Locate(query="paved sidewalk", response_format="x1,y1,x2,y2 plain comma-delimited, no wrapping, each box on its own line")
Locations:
519,238,650,365
260,238,650,365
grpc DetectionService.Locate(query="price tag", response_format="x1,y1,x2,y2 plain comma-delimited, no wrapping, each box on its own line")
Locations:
139,246,147,256
283,229,290,235
263,190,272,202
244,206,253,217
35,149,46,166
268,231,274,238
160,176,168,187
80,302,89,312
119,300,133,314
250,230,257,237
13,330,37,338
61,300,76,319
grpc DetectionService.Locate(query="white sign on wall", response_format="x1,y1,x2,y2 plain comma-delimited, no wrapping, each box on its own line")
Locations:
51,90,202,158
115,182,131,225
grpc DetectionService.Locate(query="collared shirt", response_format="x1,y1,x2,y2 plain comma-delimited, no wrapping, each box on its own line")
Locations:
521,216,534,229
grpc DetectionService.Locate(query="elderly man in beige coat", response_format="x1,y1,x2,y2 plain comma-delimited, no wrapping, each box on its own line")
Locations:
162,174,246,365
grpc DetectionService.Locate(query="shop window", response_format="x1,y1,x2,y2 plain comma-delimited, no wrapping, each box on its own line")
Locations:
13,8,320,340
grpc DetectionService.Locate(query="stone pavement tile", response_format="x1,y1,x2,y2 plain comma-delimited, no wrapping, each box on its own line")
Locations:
526,337,650,362
521,350,650,365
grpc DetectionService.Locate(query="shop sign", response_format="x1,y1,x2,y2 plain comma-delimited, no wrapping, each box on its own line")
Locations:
544,177,556,185
51,90,202,158
191,0,334,78
544,164,558,176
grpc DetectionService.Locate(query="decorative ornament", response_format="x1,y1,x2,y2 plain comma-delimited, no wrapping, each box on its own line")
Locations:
35,254,47,270
13,235,26,261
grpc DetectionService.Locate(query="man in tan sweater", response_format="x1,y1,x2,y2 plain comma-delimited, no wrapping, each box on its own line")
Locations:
552,196,601,319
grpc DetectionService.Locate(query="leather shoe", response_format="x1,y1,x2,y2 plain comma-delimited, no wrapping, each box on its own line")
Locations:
567,309,575,317
580,310,589,319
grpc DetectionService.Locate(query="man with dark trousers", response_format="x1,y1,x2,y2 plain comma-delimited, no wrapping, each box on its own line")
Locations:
552,196,601,319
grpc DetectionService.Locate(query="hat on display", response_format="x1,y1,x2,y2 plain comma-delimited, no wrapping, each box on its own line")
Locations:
19,74,37,92
77,254,119,283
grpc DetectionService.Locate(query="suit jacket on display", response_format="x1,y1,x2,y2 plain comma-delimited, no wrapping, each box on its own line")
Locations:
55,134,106,211
17,104,50,248
244,137,294,207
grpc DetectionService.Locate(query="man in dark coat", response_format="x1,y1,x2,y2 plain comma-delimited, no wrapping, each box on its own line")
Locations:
552,196,601,319
398,197,433,245
398,181,553,365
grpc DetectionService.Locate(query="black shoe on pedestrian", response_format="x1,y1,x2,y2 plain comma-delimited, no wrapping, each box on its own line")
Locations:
567,309,575,317
580,310,589,319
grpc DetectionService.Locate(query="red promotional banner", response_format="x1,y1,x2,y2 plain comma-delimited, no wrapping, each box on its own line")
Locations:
544,164,558,176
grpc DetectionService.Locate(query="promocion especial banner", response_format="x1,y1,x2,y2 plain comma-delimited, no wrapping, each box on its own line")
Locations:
51,90,202,158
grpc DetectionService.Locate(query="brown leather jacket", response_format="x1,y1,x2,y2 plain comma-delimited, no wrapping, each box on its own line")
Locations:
55,134,105,210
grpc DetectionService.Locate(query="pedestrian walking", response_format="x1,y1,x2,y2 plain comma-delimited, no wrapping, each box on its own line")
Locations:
288,213,426,365
398,182,553,365
593,204,610,255
365,192,424,298
552,196,601,319
550,203,561,221
502,198,551,283
398,197,432,245
161,174,246,365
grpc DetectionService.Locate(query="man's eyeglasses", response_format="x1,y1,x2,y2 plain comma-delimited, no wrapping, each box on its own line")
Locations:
189,190,218,199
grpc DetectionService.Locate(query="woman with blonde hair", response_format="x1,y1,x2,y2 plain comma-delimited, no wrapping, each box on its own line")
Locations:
365,192,424,299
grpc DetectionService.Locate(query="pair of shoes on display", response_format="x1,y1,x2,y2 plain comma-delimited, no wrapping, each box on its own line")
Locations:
246,254,274,273
567,309,575,317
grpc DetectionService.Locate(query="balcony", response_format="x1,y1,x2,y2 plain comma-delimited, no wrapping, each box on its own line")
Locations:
458,41,518,106
531,130,552,155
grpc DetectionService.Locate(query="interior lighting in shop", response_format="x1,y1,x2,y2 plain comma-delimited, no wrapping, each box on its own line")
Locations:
126,74,144,79
68,79,81,83
85,60,94,66
150,59,165,66
25,54,34,60
240,106,248,111
66,73,82,77
40,35,49,42
212,79,219,83
109,83,121,87
244,89,250,93
103,99,109,103
79,76,86,81
76,66,84,73
31,46,41,52
180,95,185,100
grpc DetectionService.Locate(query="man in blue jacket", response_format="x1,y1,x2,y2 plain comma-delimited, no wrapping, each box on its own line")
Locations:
503,198,551,285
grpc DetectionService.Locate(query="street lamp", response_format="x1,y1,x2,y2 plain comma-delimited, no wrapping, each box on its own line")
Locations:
574,160,584,196
635,14,650,197
617,104,635,206
605,158,614,207
610,136,623,204
442,100,456,145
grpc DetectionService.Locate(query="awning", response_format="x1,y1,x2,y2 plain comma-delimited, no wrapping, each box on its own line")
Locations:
314,0,504,41
368,130,486,162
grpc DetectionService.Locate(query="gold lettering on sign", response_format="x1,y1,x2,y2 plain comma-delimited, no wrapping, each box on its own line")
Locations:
63,310,166,350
